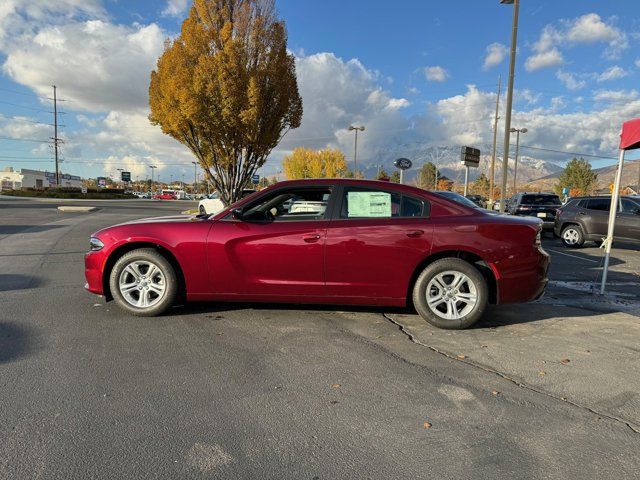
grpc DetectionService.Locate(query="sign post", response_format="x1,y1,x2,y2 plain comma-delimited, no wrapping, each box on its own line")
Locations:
393,158,412,184
121,171,131,183
251,174,260,185
460,146,480,196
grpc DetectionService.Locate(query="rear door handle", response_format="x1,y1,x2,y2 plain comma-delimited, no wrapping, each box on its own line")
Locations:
302,233,321,243
406,230,424,238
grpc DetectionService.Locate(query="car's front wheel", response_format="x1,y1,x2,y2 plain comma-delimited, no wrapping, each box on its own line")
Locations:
412,258,488,330
561,224,584,248
109,248,177,316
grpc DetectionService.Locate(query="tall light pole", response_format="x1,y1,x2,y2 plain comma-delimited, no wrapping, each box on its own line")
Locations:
191,161,198,195
489,75,501,207
510,127,527,194
149,165,157,192
499,0,520,212
348,125,365,176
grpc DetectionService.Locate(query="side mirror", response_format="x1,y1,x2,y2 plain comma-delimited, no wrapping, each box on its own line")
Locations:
231,208,244,220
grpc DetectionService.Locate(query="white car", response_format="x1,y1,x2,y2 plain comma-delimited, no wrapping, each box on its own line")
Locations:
198,189,257,215
198,192,225,215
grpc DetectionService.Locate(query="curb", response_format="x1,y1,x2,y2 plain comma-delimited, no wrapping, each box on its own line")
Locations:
57,206,98,212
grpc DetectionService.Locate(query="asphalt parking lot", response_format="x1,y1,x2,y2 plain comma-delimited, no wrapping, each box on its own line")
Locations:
1,196,639,479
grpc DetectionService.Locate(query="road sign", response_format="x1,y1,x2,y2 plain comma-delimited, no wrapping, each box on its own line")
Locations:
393,158,412,170
121,171,131,182
81,186,87,194
251,174,260,185
460,146,480,167
97,177,107,187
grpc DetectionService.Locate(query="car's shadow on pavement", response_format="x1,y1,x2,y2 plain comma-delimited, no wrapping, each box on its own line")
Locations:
0,225,67,235
0,274,44,292
0,322,39,364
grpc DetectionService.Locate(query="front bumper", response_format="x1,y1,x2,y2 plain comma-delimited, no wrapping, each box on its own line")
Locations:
85,251,106,295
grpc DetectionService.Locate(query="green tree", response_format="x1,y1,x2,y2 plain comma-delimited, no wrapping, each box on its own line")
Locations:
390,171,401,183
555,157,598,196
417,162,436,190
472,173,490,197
149,0,303,205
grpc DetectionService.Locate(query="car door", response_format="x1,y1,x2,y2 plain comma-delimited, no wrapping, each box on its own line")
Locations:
206,185,335,298
617,198,640,240
324,186,433,302
583,198,611,236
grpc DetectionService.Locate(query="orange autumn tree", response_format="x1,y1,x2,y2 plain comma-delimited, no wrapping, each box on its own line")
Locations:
149,0,303,204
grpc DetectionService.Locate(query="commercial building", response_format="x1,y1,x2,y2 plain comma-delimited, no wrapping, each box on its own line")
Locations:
0,167,83,190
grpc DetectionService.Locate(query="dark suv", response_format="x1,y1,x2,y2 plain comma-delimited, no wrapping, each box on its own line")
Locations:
554,196,640,247
506,192,562,231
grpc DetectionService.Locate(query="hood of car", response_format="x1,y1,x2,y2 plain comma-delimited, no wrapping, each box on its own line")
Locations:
116,214,203,225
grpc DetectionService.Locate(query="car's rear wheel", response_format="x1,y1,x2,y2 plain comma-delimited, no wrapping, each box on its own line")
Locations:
199,205,206,215
561,225,584,248
412,258,488,330
109,248,177,316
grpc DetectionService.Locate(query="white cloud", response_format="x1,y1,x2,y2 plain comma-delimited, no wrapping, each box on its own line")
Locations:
595,65,629,82
424,66,449,82
482,43,507,70
3,20,165,112
556,70,586,91
566,13,627,50
592,89,638,103
162,0,189,17
525,48,563,71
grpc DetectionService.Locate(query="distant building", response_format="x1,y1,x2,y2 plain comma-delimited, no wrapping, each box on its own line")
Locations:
0,167,83,190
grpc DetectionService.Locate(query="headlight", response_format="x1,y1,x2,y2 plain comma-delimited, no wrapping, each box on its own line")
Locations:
89,237,104,252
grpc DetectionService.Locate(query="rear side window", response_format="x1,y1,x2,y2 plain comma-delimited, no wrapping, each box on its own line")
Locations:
586,198,610,211
340,188,427,218
521,194,561,206
621,198,640,213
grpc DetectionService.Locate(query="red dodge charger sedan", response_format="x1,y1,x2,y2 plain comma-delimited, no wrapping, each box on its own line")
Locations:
85,179,549,329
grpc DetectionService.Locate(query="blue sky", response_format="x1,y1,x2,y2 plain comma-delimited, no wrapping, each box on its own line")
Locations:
1,0,639,182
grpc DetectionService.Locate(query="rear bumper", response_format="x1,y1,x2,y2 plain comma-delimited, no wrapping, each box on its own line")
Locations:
85,251,106,295
495,246,550,304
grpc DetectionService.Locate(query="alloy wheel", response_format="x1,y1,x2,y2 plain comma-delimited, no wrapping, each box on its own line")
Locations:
425,270,478,320
562,228,580,245
118,260,166,308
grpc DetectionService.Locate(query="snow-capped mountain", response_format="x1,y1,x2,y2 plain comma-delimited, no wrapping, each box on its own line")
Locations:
361,143,563,184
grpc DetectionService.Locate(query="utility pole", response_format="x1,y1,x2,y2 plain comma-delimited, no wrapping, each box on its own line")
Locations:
499,0,520,213
511,127,527,194
52,85,61,186
489,75,501,207
191,161,197,195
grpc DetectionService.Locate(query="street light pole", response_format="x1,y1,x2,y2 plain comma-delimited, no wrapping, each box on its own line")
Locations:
348,125,365,176
510,127,527,194
149,165,157,192
489,75,501,207
499,0,520,213
191,161,197,195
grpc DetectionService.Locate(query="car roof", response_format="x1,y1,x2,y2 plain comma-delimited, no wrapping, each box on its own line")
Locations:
268,178,433,197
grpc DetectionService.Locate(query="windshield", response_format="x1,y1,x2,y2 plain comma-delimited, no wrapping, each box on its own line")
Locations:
435,191,481,208
521,194,561,206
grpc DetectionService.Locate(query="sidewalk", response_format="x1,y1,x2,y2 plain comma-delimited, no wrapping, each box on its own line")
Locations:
385,300,640,431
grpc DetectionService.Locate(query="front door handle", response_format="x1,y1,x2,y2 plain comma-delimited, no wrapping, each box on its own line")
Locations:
406,230,424,238
302,233,321,243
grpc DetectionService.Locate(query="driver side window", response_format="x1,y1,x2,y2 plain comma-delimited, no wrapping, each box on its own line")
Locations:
241,187,332,222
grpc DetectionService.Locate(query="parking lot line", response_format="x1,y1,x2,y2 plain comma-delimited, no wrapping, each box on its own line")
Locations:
547,248,600,263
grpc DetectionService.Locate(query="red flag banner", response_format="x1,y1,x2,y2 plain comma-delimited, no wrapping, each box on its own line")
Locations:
619,118,640,150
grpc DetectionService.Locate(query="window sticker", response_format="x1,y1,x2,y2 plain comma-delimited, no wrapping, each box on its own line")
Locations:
347,191,392,217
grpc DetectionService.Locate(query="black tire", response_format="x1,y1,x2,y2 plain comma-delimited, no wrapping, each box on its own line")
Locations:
199,205,206,215
560,224,584,248
412,258,488,330
109,248,178,316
